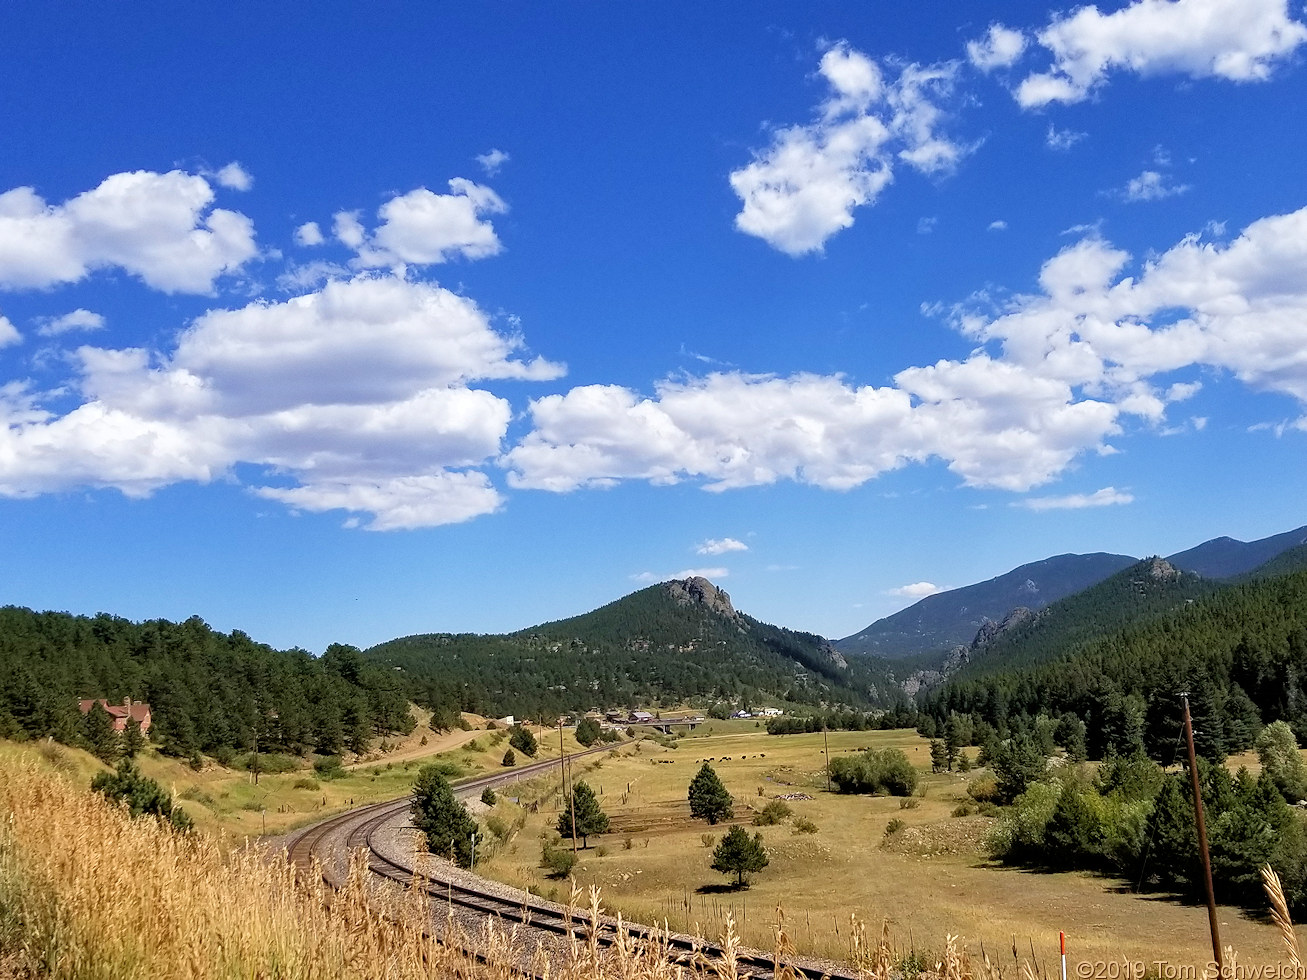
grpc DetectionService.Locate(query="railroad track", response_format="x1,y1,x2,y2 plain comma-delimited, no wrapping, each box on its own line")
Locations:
285,748,857,980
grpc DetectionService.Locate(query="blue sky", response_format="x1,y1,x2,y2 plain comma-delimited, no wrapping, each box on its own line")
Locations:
2,0,1306,653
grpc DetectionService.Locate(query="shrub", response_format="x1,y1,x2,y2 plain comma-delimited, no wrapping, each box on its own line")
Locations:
486,815,509,840
752,799,792,826
701,833,716,848
502,748,516,766
293,778,320,791
314,756,345,779
92,759,192,832
481,787,497,806
884,818,905,837
899,796,921,810
623,837,634,850
793,817,819,834
541,839,577,877
829,748,919,796
238,753,299,775
967,775,1001,803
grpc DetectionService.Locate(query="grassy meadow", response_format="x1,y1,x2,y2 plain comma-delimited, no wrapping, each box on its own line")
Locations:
11,710,591,841
474,726,1307,970
6,714,1307,976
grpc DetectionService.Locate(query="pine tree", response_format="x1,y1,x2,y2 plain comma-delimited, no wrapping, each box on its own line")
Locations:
575,717,601,747
688,763,733,824
992,733,1048,803
121,715,146,758
1144,774,1197,891
557,780,609,848
411,764,477,867
929,739,948,773
501,747,516,766
82,702,120,763
710,826,769,887
509,725,538,757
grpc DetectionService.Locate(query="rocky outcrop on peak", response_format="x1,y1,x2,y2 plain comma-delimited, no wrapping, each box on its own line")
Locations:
664,577,738,620
971,607,1034,650
1141,557,1181,582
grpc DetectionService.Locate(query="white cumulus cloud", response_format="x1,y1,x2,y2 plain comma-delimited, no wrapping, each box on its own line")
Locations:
729,43,965,256
476,149,510,176
696,537,748,556
36,308,105,336
1122,170,1191,201
0,314,20,348
1018,486,1135,510
887,582,944,598
508,204,1307,504
1016,0,1307,108
967,25,1028,71
342,180,508,268
632,567,729,584
214,162,253,191
0,169,257,293
0,274,563,529
294,221,324,246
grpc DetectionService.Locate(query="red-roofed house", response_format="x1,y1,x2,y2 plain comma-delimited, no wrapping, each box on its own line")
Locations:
78,698,151,735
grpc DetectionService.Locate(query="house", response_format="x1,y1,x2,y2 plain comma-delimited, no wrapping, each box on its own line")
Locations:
629,710,655,724
78,698,151,734
759,707,783,717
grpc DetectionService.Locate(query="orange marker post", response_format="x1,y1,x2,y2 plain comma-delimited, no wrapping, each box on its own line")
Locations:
1060,932,1067,980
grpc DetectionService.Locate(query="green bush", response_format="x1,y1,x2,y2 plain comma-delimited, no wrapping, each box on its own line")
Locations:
792,817,819,834
541,839,577,877
292,777,320,791
752,799,792,826
829,748,919,796
314,755,345,778
238,752,299,774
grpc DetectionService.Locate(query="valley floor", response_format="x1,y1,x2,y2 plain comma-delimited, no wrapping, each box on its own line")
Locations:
473,727,1304,970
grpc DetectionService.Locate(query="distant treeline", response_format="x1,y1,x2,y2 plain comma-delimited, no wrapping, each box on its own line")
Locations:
766,704,922,735
0,606,415,758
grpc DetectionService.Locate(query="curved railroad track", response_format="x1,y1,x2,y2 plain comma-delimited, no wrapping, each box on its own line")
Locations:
285,747,857,980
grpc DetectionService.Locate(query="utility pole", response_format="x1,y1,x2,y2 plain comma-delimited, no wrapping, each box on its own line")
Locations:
822,720,832,792
559,716,577,855
1182,694,1223,973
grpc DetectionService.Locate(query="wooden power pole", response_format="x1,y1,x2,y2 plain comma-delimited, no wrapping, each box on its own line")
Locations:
1182,694,1222,973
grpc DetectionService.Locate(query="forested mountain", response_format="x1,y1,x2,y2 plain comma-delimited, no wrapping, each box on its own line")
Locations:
0,606,413,757
954,557,1218,680
920,566,1307,759
366,577,898,719
834,553,1138,659
1166,524,1307,579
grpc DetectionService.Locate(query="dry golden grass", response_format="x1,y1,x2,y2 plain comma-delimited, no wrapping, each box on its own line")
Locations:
477,729,1307,969
2,741,1039,980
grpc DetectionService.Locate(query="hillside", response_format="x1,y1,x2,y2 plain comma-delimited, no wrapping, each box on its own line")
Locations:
1165,524,1307,578
366,577,898,719
0,606,414,757
950,557,1218,681
834,552,1138,659
921,565,1307,759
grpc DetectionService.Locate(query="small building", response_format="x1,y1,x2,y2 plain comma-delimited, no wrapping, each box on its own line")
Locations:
759,707,783,717
629,710,655,724
78,698,151,734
